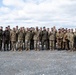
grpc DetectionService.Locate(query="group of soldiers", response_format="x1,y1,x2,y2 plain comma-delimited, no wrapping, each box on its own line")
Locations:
0,25,76,51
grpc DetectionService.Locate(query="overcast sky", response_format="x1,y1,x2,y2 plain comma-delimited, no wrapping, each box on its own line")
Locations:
0,0,76,29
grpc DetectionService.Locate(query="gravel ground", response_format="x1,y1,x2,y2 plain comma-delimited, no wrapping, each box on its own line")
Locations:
0,50,76,75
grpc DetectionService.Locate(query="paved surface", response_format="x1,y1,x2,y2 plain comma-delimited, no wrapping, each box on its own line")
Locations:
0,50,76,75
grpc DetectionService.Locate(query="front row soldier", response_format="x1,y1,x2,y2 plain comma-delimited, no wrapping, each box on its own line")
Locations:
17,27,24,51
74,29,76,50
3,27,10,51
25,28,31,51
33,27,40,51
41,27,49,50
10,28,16,51
49,28,55,50
69,29,74,51
56,29,63,50
0,27,3,51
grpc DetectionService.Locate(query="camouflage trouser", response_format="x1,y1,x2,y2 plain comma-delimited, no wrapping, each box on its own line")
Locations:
11,41,16,51
63,42,68,50
17,40,23,51
25,40,30,50
57,39,63,49
42,40,48,50
34,40,39,50
69,41,74,50
49,40,55,50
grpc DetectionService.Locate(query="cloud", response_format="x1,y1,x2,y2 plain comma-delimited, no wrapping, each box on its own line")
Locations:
0,0,76,29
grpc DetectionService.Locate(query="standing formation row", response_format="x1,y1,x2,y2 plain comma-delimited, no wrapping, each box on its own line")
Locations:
0,26,76,51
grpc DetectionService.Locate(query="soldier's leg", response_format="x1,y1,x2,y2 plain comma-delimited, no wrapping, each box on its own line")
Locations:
12,41,16,51
14,42,16,51
57,40,61,50
39,41,42,50
49,40,52,50
10,41,12,50
47,39,50,50
4,41,6,51
42,40,44,50
28,40,30,51
17,40,20,51
25,40,28,50
21,40,23,51
34,40,37,50
51,40,53,50
52,40,55,50
11,41,14,51
37,40,39,51
18,40,23,51
46,40,48,50
7,40,9,51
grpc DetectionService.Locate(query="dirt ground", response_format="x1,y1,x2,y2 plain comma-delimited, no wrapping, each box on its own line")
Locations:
0,50,76,75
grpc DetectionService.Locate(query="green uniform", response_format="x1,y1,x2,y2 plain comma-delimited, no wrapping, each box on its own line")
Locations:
42,30,48,50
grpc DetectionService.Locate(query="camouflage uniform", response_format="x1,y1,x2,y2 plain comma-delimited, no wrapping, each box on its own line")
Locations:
33,29,39,50
10,28,16,51
69,32,74,51
17,28,24,51
56,30,63,50
63,31,68,50
49,31,55,50
25,29,31,51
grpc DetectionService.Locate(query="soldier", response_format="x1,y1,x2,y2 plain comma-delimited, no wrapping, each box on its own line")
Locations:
22,27,25,50
53,26,57,49
25,28,31,51
15,26,19,50
10,28,16,51
41,27,49,50
46,28,50,50
17,27,24,51
3,27,10,51
74,28,76,50
33,27,39,51
65,29,70,50
63,30,68,50
56,29,63,50
49,28,55,50
39,27,42,50
8,25,12,50
69,29,74,51
61,28,65,50
30,27,34,50
0,26,3,51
